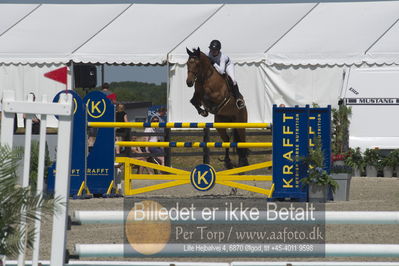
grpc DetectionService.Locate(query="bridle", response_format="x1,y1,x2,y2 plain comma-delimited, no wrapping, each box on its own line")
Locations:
187,56,199,83
187,70,198,83
187,55,214,84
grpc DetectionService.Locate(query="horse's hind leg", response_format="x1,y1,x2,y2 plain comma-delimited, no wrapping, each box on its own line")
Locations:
216,128,234,169
234,128,249,167
218,127,237,195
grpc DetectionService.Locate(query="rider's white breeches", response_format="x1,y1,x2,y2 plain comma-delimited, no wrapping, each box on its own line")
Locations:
226,63,237,85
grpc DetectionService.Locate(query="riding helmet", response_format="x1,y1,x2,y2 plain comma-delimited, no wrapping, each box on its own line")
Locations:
209,40,221,50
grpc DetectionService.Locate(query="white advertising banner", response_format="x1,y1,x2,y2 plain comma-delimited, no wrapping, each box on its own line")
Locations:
343,66,399,150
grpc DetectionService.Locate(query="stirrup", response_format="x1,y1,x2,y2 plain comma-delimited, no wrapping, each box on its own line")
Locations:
236,98,245,109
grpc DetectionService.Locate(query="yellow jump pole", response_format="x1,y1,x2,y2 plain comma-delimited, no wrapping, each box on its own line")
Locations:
116,141,272,148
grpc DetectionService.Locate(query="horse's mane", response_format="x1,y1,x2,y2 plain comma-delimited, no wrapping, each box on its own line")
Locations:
198,51,222,79
199,51,212,66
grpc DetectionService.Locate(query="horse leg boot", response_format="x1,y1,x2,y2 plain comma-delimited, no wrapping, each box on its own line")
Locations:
237,148,249,167
234,128,249,167
190,96,208,117
231,84,245,109
216,128,234,169
223,148,234,169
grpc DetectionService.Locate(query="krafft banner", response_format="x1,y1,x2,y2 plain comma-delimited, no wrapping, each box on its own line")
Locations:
272,105,331,200
272,106,309,201
309,106,332,172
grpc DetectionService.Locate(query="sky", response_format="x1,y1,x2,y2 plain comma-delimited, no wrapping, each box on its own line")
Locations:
101,65,167,85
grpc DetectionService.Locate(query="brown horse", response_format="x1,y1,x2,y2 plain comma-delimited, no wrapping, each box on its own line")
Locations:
186,47,248,169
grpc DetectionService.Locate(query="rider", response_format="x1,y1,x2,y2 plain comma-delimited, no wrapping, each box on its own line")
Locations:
208,40,245,109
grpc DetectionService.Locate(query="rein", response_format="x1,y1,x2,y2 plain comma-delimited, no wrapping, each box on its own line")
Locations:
215,96,231,113
187,70,197,82
189,56,214,84
189,53,232,114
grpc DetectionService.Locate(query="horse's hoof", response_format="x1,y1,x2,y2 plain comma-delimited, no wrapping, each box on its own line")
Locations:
199,110,208,117
238,158,249,167
225,160,234,169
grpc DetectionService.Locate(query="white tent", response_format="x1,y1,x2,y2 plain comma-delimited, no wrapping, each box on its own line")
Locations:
366,16,399,65
0,4,131,64
0,1,399,126
267,1,399,65
72,4,223,64
167,3,317,64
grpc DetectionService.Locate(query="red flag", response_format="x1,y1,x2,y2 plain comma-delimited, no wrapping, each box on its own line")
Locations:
44,66,67,85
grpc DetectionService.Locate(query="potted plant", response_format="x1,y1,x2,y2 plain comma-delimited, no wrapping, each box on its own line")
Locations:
390,149,399,177
331,102,351,166
363,148,381,177
345,147,365,176
330,164,352,201
301,137,339,202
381,150,399,178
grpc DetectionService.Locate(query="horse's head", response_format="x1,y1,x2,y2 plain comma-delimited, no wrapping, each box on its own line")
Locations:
186,47,201,87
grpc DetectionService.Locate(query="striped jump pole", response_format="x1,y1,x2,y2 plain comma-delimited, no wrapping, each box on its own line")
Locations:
116,141,272,148
89,122,271,129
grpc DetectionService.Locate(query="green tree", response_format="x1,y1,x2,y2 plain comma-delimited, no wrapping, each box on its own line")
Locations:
74,81,167,105
0,145,61,257
332,104,351,155
29,141,52,192
111,81,166,105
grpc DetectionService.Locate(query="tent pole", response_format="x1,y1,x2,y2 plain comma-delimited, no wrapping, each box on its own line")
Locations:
101,64,105,85
70,61,74,90
165,59,171,167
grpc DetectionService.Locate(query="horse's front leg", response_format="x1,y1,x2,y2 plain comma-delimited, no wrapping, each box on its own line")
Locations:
216,128,234,169
190,95,208,117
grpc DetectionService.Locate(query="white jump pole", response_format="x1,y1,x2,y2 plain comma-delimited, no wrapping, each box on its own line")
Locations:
233,262,399,266
326,244,399,257
4,261,399,266
4,261,230,266
75,244,125,257
74,244,399,257
74,211,125,224
73,211,399,225
326,211,399,224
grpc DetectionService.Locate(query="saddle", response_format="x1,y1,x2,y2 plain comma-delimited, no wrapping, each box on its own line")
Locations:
203,74,244,115
222,74,245,110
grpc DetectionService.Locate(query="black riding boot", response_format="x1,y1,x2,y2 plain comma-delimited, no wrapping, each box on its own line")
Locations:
232,84,245,109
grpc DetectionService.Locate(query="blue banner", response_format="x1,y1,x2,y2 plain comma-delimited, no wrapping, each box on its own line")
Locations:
309,106,332,172
83,91,115,195
272,105,331,201
47,90,86,196
272,105,309,200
